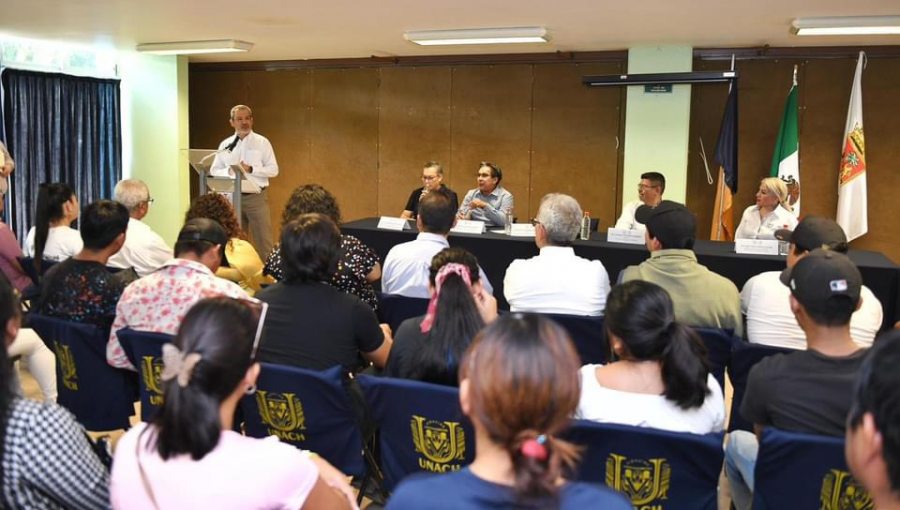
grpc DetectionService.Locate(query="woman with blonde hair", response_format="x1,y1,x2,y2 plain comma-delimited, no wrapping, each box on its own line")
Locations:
735,176,798,240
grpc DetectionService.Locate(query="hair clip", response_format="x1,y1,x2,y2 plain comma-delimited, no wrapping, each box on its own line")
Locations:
521,434,548,461
160,343,202,388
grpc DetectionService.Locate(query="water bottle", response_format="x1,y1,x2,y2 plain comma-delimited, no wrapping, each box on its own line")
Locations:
580,211,591,240
504,209,514,235
777,224,790,256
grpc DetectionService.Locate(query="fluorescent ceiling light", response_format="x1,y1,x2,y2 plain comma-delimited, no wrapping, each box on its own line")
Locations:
136,39,253,55
792,16,900,36
404,27,548,46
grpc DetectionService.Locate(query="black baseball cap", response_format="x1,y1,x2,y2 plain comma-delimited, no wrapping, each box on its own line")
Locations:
177,218,228,246
780,248,861,315
634,200,697,249
774,216,848,253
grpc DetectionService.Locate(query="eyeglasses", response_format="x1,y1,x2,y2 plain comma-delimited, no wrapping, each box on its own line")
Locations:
145,197,155,206
530,218,541,227
422,175,438,181
638,184,659,191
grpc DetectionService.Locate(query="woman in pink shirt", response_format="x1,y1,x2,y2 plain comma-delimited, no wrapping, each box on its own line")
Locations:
110,297,355,509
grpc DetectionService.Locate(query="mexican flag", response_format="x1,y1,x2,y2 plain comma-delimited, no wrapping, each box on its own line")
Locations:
770,80,800,215
837,52,867,241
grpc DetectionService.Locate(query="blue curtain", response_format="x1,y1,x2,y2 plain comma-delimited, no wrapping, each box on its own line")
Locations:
0,68,122,239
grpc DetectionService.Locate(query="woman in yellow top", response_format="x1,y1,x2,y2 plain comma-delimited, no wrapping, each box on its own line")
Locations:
185,194,270,295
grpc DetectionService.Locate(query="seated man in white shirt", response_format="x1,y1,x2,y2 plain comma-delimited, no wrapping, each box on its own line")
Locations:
108,179,173,277
614,171,665,231
741,216,882,348
504,193,610,316
383,189,492,298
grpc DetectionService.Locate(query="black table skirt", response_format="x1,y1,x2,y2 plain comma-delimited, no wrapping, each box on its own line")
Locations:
343,218,900,331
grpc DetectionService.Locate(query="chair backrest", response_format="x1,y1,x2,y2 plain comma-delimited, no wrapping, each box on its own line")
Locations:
357,375,475,492
565,420,724,510
17,256,56,285
753,428,874,510
116,328,174,422
377,293,430,332
692,327,736,390
727,342,796,432
27,314,136,430
543,313,607,365
589,217,600,232
240,363,366,477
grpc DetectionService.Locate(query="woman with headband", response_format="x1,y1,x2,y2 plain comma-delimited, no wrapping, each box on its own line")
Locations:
110,297,356,509
387,314,631,509
384,247,496,386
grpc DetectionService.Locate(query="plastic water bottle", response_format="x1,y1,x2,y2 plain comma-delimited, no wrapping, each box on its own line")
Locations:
504,210,514,235
778,224,790,256
580,211,591,240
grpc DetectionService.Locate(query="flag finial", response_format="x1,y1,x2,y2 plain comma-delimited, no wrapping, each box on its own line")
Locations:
792,65,798,87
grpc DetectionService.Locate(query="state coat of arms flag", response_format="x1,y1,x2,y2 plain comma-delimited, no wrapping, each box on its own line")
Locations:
836,51,868,242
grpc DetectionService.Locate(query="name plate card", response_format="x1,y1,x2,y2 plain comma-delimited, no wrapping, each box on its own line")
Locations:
607,228,645,245
377,216,410,231
509,223,536,237
734,239,780,256
451,220,486,234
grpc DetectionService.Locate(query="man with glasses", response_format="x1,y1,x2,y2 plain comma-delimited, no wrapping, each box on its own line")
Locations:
457,162,514,227
108,179,173,277
614,172,666,231
400,161,458,220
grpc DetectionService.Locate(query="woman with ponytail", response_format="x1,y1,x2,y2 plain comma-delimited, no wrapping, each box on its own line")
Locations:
387,314,631,509
384,247,496,386
575,280,725,433
110,297,356,509
24,182,82,271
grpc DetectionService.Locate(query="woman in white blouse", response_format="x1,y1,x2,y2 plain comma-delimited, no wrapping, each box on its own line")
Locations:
735,177,798,240
24,183,82,270
575,281,725,434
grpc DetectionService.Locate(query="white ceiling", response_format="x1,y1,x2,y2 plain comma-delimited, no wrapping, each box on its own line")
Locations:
1,0,898,62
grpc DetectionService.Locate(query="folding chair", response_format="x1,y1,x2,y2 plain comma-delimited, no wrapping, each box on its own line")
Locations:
376,293,430,332
27,314,136,430
357,375,475,492
543,313,607,365
693,327,736,390
565,420,724,510
116,328,173,422
727,342,796,432
753,428,874,509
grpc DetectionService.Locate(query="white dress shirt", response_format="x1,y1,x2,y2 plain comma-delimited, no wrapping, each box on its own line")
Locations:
503,246,610,316
735,204,798,240
741,270,882,349
107,218,174,277
24,226,82,262
210,131,278,190
613,200,647,231
381,232,493,298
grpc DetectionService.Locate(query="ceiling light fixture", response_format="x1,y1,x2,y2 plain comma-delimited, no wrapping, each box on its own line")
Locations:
791,16,900,36
136,39,254,55
404,27,548,46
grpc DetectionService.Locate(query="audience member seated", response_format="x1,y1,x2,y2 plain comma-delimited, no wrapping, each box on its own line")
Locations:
725,249,868,510
387,314,631,509
734,176,798,240
385,247,496,386
24,182,82,271
107,179,173,277
264,184,380,309
36,200,133,327
257,213,391,372
0,194,31,291
108,218,249,371
742,216,882,348
186,193,267,295
504,193,610,315
7,326,57,402
383,189,492,298
622,200,742,337
845,330,900,510
400,161,459,220
614,171,665,232
110,297,355,509
575,281,725,433
0,277,110,508
456,162,514,228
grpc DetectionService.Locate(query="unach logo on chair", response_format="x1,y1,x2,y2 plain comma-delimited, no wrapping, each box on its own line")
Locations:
255,391,306,442
820,469,874,510
53,342,78,391
410,415,466,473
605,453,671,508
141,356,165,406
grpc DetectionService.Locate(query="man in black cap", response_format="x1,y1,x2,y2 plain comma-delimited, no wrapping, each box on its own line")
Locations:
107,217,249,371
621,200,742,336
725,249,868,510
741,216,882,349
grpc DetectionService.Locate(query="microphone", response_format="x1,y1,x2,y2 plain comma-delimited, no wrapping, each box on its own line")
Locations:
225,134,240,152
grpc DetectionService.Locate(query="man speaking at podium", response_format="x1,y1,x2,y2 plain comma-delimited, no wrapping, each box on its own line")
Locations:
210,104,278,257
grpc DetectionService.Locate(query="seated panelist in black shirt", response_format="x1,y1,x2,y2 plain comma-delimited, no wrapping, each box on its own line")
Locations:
400,161,458,220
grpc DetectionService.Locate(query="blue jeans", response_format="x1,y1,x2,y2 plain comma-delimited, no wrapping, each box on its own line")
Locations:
725,430,759,510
